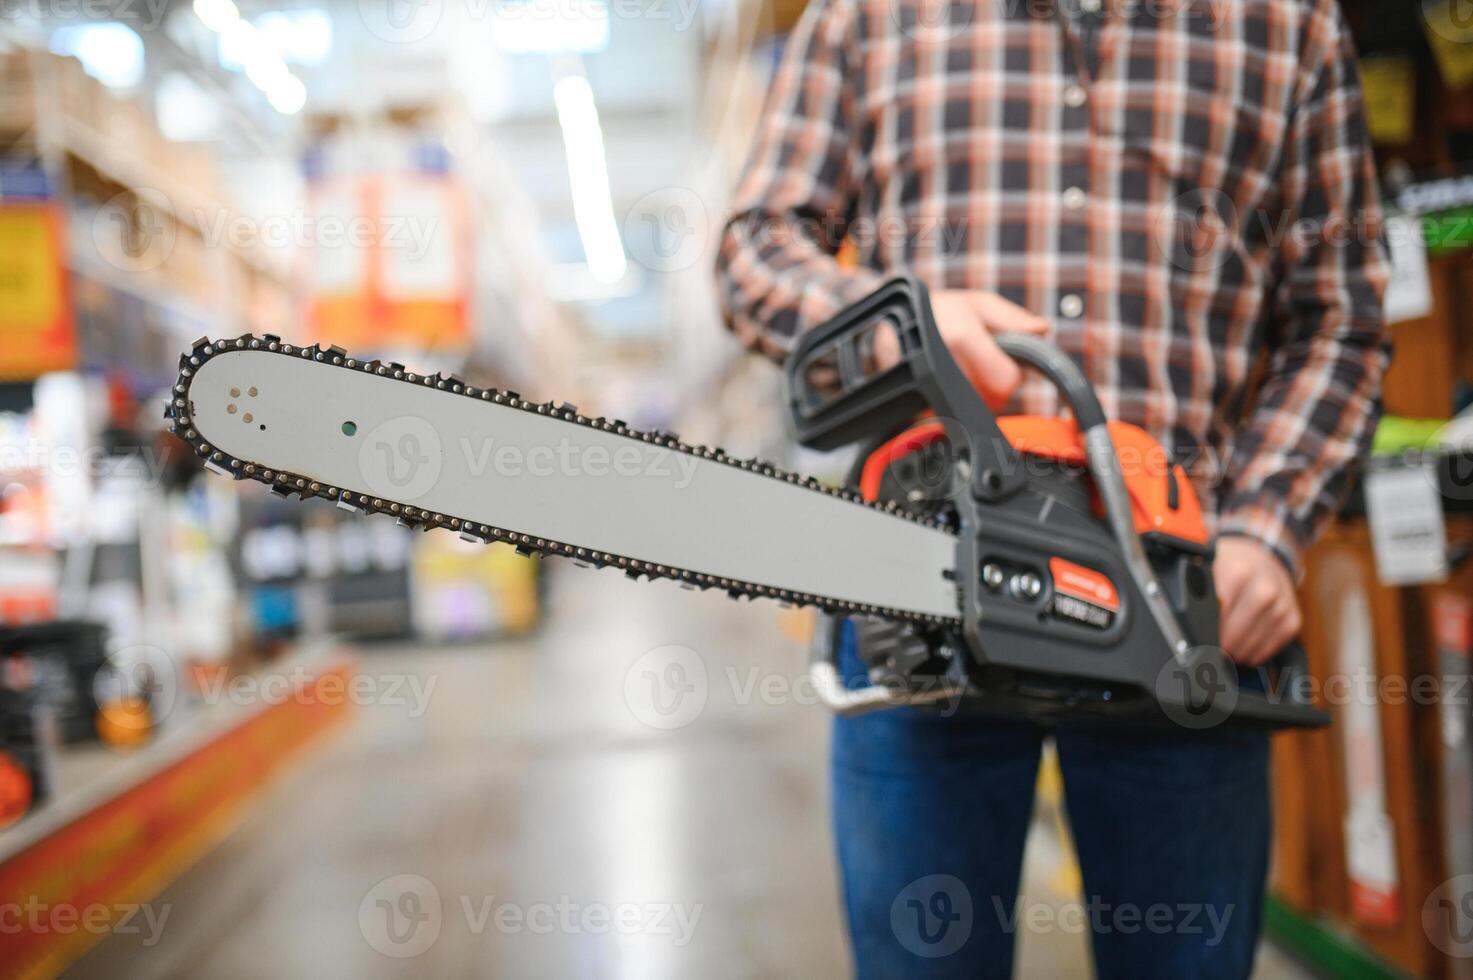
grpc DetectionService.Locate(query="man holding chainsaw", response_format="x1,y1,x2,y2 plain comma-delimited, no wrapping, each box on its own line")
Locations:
716,0,1388,975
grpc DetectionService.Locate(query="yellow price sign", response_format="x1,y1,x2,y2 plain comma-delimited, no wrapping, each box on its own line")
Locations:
0,204,75,379
1359,56,1415,146
1424,0,1473,89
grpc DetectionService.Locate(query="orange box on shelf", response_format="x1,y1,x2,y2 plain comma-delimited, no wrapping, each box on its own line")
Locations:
1381,255,1462,421
0,203,76,380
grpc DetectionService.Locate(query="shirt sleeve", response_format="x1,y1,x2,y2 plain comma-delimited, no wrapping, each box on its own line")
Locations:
714,0,883,363
1216,1,1392,578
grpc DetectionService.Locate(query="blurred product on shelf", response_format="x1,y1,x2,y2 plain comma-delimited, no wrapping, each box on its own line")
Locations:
1269,10,1473,965
1271,517,1473,977
0,686,51,827
236,495,414,641
0,621,110,745
410,534,541,641
231,492,541,643
93,695,151,750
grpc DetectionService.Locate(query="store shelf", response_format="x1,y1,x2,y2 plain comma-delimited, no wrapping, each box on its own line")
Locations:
1265,897,1412,980
0,643,356,979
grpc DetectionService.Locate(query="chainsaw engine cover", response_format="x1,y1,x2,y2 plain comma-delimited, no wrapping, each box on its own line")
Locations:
849,417,1244,726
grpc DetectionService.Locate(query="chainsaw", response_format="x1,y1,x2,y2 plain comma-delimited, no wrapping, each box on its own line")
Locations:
167,277,1326,730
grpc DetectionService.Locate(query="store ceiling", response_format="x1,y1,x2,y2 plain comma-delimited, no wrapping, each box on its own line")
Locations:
7,0,718,367
294,0,709,343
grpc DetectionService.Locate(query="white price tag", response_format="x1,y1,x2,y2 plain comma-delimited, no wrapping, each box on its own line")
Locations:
1365,462,1448,585
1383,214,1433,324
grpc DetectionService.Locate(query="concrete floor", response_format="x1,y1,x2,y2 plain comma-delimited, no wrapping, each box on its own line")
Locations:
69,568,1313,978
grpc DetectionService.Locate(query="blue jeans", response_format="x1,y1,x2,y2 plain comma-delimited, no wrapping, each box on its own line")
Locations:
831,627,1270,979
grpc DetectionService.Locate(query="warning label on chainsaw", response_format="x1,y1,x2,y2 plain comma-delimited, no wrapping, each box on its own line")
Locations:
1048,558,1118,630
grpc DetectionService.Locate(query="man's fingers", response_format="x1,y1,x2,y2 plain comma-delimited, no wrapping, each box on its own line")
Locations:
928,288,1049,406
1233,598,1297,667
1223,581,1299,666
1232,608,1279,666
1243,595,1301,664
873,325,901,370
1219,577,1278,660
1219,606,1250,660
1214,537,1302,666
1213,558,1252,616
970,293,1050,334
953,329,1023,410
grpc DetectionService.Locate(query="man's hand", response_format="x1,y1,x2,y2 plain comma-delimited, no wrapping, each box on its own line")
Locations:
1215,536,1302,667
874,290,1049,408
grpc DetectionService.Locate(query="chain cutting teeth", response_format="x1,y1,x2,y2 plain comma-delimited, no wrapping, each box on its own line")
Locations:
168,334,960,628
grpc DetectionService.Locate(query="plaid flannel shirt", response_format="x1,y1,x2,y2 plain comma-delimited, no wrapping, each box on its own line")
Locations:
715,0,1390,575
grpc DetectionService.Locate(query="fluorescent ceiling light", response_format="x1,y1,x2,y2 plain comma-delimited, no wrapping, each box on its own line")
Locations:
494,0,609,53
194,0,307,115
547,261,642,303
49,23,145,89
553,74,626,285
156,72,220,141
191,0,239,32
256,10,333,66
266,74,307,115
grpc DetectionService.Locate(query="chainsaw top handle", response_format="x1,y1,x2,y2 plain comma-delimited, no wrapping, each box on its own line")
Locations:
785,277,1027,502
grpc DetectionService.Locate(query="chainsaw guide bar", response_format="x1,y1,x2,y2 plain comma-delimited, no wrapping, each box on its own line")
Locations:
166,334,961,626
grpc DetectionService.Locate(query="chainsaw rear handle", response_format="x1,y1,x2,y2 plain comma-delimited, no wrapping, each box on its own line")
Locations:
988,332,1201,684
977,333,1324,725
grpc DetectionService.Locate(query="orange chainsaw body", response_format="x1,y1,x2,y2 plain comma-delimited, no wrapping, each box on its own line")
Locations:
859,417,1207,548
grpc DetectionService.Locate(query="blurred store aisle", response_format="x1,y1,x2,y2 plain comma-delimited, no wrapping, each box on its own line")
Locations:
67,570,847,978
67,567,1308,979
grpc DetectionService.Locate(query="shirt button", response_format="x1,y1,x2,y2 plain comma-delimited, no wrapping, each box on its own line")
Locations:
1059,294,1084,319
1062,187,1087,210
1064,85,1087,108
